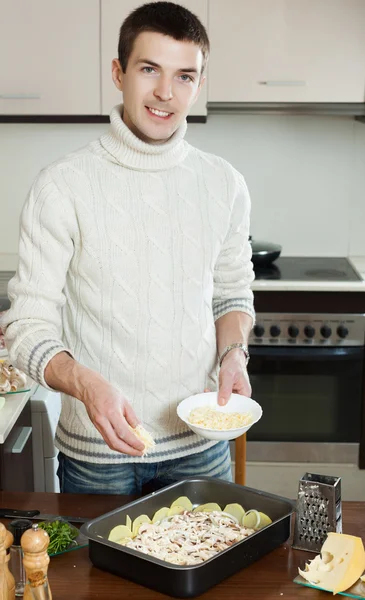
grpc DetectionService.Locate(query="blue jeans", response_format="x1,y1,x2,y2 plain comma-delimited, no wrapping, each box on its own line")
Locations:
57,441,232,495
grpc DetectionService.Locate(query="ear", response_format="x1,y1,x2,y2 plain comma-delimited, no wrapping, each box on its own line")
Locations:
191,75,206,105
111,59,124,92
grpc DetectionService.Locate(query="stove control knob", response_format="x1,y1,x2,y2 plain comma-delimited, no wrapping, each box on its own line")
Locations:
320,325,332,339
337,325,349,339
270,325,281,338
288,325,299,338
253,325,265,337
304,325,315,339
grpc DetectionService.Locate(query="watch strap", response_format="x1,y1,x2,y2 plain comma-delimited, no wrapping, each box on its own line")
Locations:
219,343,250,367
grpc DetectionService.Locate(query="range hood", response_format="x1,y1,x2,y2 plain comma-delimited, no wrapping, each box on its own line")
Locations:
207,102,365,122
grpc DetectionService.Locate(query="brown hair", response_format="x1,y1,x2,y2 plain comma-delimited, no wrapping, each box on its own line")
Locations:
118,2,210,75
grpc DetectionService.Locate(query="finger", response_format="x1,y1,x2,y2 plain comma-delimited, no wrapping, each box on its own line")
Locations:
94,419,144,456
233,381,251,397
233,373,252,398
218,372,234,406
124,401,140,429
113,419,145,452
204,388,211,393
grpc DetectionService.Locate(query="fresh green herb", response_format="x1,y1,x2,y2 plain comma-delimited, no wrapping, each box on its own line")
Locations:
37,520,78,555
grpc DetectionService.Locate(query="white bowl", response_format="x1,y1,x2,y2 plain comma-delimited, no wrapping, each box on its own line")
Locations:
177,392,263,441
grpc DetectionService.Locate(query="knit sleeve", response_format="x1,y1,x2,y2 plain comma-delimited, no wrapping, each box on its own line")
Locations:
1,168,76,389
212,167,255,324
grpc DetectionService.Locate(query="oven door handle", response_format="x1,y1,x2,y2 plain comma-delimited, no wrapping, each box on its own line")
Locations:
248,345,364,360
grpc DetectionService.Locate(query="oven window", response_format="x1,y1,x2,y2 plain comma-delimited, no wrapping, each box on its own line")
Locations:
247,348,363,444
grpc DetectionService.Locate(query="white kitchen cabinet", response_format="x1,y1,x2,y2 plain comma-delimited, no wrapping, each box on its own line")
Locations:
0,0,100,115
101,0,208,117
208,0,365,103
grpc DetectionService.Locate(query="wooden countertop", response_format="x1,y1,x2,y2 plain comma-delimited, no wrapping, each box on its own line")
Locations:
0,491,363,599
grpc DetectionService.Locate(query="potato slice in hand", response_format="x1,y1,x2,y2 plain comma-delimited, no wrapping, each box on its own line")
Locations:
170,496,193,511
152,507,170,523
108,524,133,543
132,514,151,537
223,503,245,522
193,503,222,513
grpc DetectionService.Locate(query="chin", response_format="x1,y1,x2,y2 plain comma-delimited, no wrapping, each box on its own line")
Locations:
142,123,177,143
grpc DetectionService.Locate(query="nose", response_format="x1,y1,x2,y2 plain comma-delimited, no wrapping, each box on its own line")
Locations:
153,75,173,102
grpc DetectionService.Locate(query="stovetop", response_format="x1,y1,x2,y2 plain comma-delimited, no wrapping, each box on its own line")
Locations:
0,260,362,313
254,257,362,282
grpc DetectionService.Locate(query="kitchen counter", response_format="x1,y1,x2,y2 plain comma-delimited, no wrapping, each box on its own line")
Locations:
252,256,365,292
0,384,36,443
0,491,363,600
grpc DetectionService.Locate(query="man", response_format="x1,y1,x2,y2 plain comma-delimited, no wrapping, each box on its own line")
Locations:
1,2,255,494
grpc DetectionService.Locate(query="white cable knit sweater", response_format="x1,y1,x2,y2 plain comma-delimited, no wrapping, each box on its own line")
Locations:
2,105,255,463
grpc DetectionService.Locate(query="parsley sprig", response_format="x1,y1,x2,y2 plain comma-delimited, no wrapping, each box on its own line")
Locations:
37,520,78,555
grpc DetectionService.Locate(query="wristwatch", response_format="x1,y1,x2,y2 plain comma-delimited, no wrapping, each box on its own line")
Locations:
219,343,250,368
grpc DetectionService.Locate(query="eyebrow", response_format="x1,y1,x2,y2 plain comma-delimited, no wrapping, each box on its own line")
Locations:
136,59,198,74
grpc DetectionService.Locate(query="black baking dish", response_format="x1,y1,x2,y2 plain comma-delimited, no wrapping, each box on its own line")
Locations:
81,477,295,598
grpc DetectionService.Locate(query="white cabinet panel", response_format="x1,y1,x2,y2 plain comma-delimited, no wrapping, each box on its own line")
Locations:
0,0,100,115
208,0,365,103
101,0,208,116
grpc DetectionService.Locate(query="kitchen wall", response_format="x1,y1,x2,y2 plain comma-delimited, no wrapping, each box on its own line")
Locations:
1,113,365,258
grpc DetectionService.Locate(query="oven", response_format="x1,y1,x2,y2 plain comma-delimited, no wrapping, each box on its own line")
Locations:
245,312,365,466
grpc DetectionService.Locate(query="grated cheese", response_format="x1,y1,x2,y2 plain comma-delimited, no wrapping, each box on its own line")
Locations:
129,424,156,455
188,406,252,430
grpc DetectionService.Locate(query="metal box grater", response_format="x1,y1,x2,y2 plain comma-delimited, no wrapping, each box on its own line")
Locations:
292,472,342,552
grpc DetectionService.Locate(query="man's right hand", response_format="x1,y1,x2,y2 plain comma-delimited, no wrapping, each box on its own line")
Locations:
44,352,145,456
81,378,145,456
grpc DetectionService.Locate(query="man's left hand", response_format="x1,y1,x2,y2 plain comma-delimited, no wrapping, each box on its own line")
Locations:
217,348,252,406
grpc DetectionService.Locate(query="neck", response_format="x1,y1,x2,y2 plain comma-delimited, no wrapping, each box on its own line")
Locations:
99,104,189,171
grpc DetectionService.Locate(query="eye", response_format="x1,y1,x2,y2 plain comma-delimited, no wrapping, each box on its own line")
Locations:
179,74,194,82
142,66,156,74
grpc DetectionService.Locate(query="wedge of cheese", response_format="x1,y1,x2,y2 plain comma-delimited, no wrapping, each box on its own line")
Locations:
298,532,365,595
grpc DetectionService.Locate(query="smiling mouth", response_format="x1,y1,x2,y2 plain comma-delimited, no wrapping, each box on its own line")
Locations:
146,106,173,119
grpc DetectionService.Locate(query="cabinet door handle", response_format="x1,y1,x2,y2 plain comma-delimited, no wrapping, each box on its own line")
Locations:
0,94,41,100
258,81,306,86
11,426,32,453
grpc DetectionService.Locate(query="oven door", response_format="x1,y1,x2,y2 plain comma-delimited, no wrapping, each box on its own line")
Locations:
246,345,364,464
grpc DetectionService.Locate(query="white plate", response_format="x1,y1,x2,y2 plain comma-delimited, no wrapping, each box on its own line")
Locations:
177,392,263,441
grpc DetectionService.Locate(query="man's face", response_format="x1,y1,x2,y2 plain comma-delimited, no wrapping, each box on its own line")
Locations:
112,31,205,144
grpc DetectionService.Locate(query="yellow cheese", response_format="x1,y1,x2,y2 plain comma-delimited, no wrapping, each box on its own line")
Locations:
298,532,365,595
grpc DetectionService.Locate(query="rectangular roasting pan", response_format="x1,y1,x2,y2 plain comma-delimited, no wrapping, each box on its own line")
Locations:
80,477,295,598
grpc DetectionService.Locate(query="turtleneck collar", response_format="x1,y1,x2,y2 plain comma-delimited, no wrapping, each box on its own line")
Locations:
99,104,189,171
